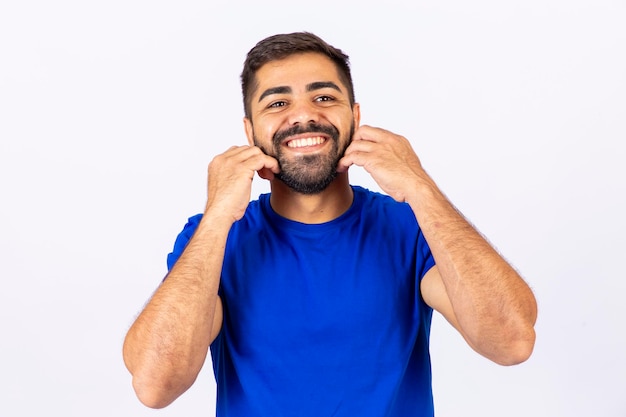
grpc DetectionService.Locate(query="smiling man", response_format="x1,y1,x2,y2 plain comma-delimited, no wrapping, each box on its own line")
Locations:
123,32,538,417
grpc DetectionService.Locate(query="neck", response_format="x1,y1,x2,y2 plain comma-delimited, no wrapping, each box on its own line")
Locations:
269,172,353,224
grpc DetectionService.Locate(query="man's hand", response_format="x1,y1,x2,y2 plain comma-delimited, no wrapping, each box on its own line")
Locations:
206,145,280,222
337,125,428,203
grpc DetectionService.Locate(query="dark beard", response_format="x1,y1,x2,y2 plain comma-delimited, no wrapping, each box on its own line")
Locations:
255,122,353,195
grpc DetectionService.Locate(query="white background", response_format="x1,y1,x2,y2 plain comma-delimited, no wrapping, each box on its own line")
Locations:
1,1,624,416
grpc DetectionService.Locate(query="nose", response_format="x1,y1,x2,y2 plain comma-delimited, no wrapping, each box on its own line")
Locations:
287,99,320,126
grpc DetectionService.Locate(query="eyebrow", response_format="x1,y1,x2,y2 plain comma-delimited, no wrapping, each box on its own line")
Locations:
257,81,343,103
258,86,291,102
307,81,342,93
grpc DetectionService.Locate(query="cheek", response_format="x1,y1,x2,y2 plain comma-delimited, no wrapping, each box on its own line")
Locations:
336,109,356,129
252,125,278,149
338,117,355,138
257,119,281,139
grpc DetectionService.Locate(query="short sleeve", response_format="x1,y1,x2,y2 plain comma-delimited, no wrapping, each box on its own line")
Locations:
166,214,203,271
416,225,436,280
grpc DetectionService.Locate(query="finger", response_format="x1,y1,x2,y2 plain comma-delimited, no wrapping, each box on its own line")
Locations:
256,156,280,180
262,153,280,174
223,145,257,159
336,156,352,173
351,125,386,143
210,147,275,184
257,167,275,180
250,151,279,175
213,146,260,171
337,150,369,172
343,139,377,156
242,150,280,180
238,146,280,173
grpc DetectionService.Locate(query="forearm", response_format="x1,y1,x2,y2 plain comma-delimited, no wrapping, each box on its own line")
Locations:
409,175,537,364
123,214,230,408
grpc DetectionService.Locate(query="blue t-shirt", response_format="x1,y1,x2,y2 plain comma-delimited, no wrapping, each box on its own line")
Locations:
167,186,436,416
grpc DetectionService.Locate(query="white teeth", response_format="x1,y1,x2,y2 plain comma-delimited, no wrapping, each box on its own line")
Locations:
287,137,326,148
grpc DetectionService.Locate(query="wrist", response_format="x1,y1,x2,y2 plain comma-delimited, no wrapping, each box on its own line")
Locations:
198,205,238,235
404,173,442,210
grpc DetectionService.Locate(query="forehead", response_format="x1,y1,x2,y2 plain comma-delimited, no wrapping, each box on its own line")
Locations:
252,53,344,96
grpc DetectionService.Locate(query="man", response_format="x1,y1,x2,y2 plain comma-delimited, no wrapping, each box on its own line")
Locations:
123,32,537,416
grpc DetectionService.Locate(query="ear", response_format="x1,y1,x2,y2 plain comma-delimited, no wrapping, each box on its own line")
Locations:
243,117,254,146
352,103,361,128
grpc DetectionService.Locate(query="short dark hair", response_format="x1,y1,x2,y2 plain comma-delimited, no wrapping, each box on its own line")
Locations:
241,32,355,119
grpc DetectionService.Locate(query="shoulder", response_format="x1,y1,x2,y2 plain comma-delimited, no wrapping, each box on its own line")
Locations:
166,197,265,270
182,196,266,234
353,186,416,224
181,213,203,233
166,213,203,270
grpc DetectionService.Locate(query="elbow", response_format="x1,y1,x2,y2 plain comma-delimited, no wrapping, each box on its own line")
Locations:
490,326,536,366
131,373,191,409
133,378,172,409
494,337,535,366
123,350,175,408
467,312,537,366
125,354,195,409
123,341,197,408
489,299,538,366
133,381,171,409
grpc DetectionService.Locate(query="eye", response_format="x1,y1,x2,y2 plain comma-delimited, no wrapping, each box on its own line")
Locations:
268,100,287,109
315,95,335,103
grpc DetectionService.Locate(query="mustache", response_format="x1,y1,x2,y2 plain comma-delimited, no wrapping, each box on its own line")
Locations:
273,123,340,147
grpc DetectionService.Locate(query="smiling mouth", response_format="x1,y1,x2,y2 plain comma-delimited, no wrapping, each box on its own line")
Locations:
286,136,327,149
